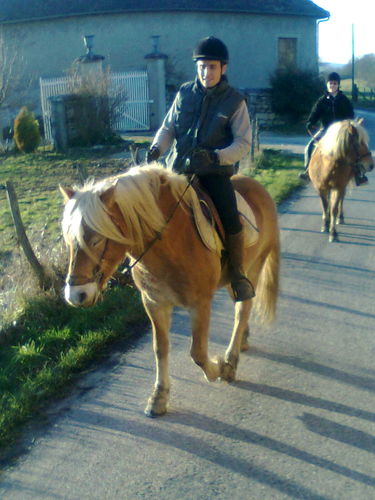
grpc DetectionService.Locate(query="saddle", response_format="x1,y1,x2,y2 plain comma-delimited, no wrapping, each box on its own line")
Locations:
190,178,259,256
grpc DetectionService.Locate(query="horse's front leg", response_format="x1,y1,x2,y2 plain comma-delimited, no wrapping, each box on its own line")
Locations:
190,300,223,382
319,192,330,233
222,297,252,382
143,299,173,417
329,190,340,242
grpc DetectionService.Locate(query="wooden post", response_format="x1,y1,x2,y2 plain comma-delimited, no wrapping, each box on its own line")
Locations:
250,114,257,162
4,181,51,289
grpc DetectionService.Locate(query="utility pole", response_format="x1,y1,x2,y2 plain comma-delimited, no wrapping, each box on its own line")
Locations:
351,24,356,100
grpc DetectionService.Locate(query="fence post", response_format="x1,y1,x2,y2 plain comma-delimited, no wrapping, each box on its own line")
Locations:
3,181,52,289
145,37,168,130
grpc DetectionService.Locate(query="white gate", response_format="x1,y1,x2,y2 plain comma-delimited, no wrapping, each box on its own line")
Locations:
40,70,150,143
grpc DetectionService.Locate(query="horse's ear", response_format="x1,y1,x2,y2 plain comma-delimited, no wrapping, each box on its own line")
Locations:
357,117,364,125
59,185,75,203
100,185,116,207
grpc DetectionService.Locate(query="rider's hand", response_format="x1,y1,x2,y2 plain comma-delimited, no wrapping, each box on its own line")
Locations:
185,149,219,173
146,145,161,163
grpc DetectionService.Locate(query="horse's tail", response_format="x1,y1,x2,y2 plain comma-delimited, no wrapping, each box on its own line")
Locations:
253,236,280,324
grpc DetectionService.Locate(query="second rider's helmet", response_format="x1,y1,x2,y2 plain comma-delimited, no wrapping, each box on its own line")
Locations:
327,72,341,84
192,36,229,63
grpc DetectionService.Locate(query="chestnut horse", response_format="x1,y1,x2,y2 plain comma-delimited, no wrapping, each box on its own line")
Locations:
60,165,279,416
309,119,373,242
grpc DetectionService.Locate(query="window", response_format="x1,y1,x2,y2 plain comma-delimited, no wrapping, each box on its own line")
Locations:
278,38,297,69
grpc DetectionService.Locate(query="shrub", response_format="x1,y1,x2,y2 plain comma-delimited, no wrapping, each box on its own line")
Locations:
13,107,41,153
65,67,126,147
270,68,325,123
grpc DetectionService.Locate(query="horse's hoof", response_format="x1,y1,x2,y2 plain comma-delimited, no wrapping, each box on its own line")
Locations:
144,389,169,417
329,233,338,243
320,224,329,233
220,362,236,383
144,406,166,418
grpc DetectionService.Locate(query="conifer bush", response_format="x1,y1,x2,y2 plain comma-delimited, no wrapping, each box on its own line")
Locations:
13,106,41,153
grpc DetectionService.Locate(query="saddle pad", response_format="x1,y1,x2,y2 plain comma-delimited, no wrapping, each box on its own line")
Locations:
192,191,259,255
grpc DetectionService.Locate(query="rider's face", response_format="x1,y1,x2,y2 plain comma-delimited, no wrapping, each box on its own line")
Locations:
327,80,339,96
197,60,227,88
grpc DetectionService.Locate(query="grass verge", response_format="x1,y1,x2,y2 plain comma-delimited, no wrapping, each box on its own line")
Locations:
0,285,147,451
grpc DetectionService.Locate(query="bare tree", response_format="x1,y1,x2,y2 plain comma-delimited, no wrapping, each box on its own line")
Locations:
0,27,23,108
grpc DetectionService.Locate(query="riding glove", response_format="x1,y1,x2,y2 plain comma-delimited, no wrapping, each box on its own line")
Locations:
185,148,219,174
146,145,161,163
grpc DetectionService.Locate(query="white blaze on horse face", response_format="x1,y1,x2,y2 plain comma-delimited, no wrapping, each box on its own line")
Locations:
64,282,99,307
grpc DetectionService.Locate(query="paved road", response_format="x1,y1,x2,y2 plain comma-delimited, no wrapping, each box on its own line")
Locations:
1,121,375,499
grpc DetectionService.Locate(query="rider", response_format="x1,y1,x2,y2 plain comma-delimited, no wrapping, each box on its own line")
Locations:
299,72,367,185
146,36,254,301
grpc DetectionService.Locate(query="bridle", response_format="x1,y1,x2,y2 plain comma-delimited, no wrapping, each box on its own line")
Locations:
66,237,109,287
353,140,372,169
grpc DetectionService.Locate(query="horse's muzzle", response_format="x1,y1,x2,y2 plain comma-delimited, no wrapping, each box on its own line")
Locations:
64,282,99,307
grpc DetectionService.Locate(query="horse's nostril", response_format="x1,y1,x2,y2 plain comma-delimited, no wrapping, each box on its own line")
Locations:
78,292,87,304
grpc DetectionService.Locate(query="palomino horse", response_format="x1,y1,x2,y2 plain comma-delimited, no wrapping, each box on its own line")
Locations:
60,165,279,416
309,119,373,242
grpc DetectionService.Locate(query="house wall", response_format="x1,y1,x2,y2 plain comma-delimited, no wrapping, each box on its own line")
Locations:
1,11,319,125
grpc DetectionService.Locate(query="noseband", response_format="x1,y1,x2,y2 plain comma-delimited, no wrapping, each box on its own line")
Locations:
66,238,108,287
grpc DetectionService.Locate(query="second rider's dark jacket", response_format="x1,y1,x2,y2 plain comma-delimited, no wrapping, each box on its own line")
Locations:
306,90,354,132
166,76,245,175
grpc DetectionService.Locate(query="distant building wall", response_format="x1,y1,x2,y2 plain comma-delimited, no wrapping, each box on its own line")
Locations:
0,11,319,125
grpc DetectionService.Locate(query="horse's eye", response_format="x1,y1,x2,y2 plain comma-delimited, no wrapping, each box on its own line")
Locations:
91,237,103,247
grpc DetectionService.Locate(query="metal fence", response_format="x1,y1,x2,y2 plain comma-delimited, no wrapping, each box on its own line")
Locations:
40,70,150,143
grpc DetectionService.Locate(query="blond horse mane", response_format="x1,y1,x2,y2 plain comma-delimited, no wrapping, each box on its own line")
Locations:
62,164,201,253
319,119,369,161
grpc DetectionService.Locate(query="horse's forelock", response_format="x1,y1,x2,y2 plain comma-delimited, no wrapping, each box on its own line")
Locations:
63,187,128,249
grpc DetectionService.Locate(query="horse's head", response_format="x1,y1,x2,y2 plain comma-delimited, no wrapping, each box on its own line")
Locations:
60,184,127,307
351,119,374,173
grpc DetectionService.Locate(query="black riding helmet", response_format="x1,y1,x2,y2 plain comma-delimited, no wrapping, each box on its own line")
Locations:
192,36,229,63
327,72,341,83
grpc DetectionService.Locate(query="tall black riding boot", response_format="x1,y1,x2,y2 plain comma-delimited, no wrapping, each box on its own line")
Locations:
226,229,255,301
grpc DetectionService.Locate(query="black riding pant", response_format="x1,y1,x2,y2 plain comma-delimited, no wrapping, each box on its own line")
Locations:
198,174,242,235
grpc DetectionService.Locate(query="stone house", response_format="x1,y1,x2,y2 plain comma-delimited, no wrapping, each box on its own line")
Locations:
0,0,329,129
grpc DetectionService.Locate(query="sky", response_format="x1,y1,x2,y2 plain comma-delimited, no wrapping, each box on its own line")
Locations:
313,0,375,64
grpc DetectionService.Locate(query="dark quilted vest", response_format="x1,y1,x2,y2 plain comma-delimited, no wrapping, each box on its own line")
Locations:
167,77,244,174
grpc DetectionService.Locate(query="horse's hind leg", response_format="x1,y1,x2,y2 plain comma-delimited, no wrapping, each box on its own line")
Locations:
143,300,173,417
337,192,346,225
222,298,252,382
190,300,223,382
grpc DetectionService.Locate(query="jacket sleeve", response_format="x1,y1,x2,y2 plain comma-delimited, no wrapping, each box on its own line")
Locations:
150,95,178,154
306,98,323,130
215,100,251,165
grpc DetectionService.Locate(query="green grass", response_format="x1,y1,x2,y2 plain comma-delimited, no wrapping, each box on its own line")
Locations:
0,144,303,452
242,149,303,204
0,149,131,254
0,285,147,450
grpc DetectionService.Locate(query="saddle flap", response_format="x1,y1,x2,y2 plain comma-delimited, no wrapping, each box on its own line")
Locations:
191,180,259,255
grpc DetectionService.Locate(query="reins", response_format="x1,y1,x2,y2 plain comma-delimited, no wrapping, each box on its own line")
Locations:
120,173,196,279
